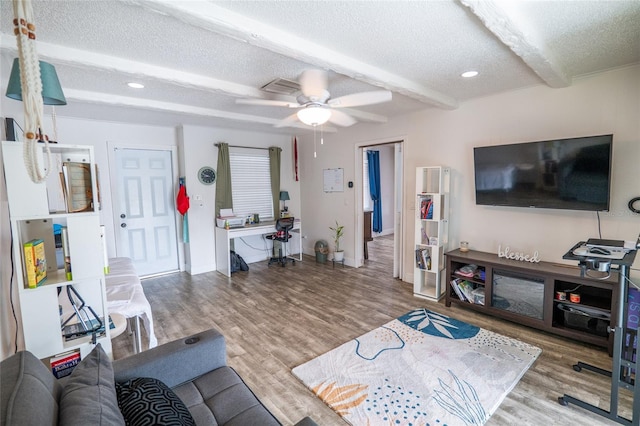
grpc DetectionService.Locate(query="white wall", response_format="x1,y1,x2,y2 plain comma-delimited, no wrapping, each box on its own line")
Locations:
299,65,640,281
178,125,300,273
298,117,410,265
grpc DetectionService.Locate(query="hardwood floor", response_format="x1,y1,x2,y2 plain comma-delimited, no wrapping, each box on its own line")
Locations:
112,248,628,425
365,234,394,267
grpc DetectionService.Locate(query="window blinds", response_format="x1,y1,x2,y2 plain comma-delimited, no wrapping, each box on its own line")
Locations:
229,148,274,220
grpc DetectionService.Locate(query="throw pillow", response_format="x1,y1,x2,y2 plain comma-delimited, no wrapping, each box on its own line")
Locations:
116,377,195,426
59,343,125,426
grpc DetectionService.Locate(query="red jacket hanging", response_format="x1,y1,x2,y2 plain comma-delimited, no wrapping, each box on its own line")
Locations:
176,185,190,215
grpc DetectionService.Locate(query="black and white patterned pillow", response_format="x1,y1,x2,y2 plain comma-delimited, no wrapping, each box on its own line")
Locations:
115,377,195,426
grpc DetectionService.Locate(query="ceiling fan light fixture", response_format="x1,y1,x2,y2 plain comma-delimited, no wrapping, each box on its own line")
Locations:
461,70,479,78
297,106,331,126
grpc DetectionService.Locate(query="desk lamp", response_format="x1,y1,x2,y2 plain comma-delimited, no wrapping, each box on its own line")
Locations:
279,191,290,217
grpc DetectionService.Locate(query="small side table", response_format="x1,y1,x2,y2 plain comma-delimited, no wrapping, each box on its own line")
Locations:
109,313,127,340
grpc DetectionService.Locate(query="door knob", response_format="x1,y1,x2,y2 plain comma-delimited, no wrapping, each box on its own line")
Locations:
120,214,126,219
121,223,127,228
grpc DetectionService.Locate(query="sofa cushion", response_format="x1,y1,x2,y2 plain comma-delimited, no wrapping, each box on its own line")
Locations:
58,344,125,426
116,377,195,425
1,350,62,426
172,366,280,426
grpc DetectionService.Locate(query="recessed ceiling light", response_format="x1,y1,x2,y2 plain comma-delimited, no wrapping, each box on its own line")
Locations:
461,71,479,78
127,82,144,89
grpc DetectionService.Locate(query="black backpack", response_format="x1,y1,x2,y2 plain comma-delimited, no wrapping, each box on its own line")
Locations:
230,250,249,273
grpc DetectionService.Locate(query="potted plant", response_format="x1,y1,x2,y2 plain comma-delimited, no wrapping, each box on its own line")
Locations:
329,221,345,262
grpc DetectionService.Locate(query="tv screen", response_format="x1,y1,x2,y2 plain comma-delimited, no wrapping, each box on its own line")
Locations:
474,134,613,211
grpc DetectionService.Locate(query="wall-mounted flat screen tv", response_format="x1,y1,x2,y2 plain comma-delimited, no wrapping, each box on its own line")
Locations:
474,134,613,211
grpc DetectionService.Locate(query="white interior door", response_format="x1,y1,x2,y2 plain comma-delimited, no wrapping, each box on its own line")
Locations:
111,147,179,277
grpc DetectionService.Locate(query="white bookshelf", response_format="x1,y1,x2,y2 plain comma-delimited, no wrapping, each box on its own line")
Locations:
2,141,111,360
413,166,450,300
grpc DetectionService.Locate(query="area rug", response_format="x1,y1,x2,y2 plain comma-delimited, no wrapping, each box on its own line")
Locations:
292,308,541,425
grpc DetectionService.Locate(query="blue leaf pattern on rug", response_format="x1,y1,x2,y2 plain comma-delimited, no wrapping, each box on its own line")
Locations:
398,308,480,339
354,326,405,360
433,370,487,425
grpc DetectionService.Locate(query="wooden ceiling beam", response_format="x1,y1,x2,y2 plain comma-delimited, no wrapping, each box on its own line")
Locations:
126,0,458,109
0,35,264,99
62,88,336,132
461,0,571,88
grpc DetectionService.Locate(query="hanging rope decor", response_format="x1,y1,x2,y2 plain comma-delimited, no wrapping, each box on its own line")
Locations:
12,0,52,183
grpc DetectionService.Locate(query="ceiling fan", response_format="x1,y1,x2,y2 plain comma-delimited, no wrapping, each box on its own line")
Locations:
236,69,392,128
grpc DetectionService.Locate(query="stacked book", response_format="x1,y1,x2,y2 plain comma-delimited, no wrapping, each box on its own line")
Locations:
455,264,485,281
455,264,477,278
419,197,434,220
450,278,473,302
50,350,81,379
23,239,47,288
414,248,432,270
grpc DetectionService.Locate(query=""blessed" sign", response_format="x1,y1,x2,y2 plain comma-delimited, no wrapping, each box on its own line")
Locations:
498,245,541,263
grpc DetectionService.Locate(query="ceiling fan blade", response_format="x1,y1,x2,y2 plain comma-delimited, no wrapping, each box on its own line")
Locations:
274,113,301,128
340,107,387,123
328,90,392,108
328,109,357,127
299,69,328,98
236,98,299,108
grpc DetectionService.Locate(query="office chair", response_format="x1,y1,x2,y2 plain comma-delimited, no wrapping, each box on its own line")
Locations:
267,217,296,267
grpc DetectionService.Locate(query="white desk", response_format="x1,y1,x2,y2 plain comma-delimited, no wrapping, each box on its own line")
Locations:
215,219,302,277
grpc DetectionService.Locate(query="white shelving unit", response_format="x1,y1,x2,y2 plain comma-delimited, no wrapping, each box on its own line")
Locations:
2,141,111,360
413,166,450,300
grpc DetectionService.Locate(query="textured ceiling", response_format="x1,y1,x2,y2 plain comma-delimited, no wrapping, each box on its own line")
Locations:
0,0,638,134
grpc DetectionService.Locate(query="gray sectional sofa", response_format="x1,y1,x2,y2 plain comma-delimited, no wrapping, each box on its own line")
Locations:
1,328,316,426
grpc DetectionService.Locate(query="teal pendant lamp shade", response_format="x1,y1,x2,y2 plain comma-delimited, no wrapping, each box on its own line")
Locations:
6,58,67,105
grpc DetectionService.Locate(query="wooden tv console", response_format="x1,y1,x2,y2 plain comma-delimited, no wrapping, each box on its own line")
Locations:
445,248,618,350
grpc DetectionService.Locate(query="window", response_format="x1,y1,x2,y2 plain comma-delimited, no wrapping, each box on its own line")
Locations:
229,147,274,220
